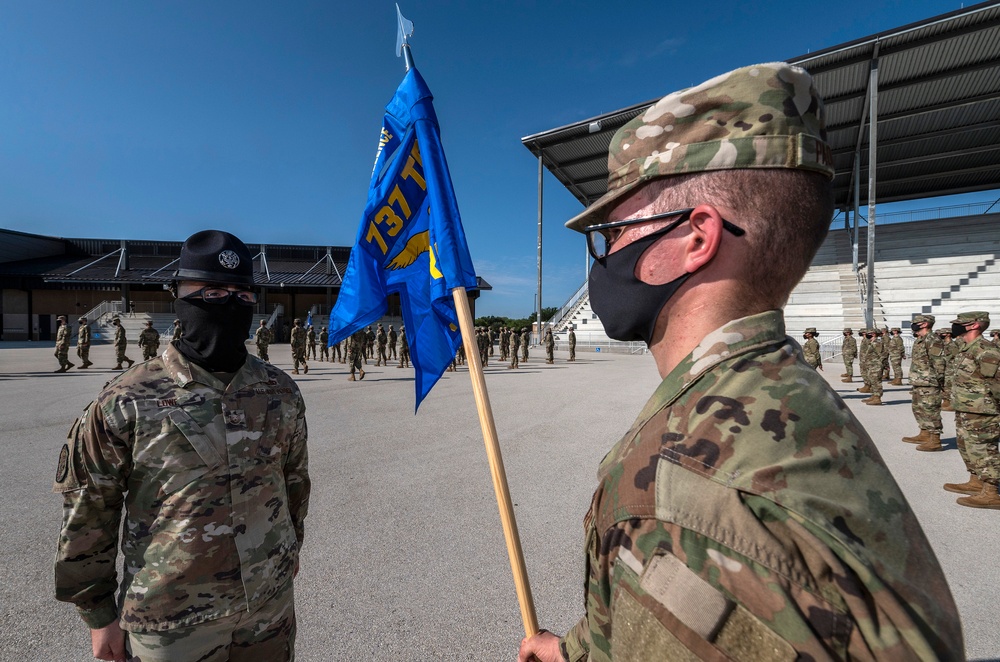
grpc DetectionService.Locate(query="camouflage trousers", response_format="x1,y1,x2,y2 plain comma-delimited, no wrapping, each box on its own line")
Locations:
863,362,883,396
127,582,295,662
115,344,131,366
569,344,576,361
348,349,363,373
842,354,855,377
376,344,387,366
488,342,493,357
257,343,269,362
55,345,71,368
291,346,307,371
307,343,316,360
890,357,903,380
509,348,519,369
911,386,943,434
881,356,890,379
399,346,410,367
389,341,397,360
76,344,90,365
142,345,159,361
955,411,1000,485
331,343,342,362
545,344,554,362
521,345,528,362
320,345,329,361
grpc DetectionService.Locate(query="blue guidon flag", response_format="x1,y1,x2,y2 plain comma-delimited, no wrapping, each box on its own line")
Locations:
328,66,477,410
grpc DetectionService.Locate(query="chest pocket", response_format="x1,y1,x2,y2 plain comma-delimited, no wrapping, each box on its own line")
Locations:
133,403,226,497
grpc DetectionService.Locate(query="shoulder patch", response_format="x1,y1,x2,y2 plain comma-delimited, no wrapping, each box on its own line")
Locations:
56,444,70,483
980,350,999,378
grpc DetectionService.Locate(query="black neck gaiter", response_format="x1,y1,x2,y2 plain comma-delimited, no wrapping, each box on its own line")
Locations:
173,298,253,373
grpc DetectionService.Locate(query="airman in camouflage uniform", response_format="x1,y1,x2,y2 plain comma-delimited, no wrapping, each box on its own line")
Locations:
519,63,962,662
508,328,520,369
520,327,530,363
943,311,1000,509
375,323,388,366
397,325,410,368
388,324,398,361
54,230,309,661
903,314,947,450
544,327,554,364
499,327,509,361
487,326,495,357
254,319,272,362
76,316,93,369
856,327,871,393
365,325,375,361
801,327,821,370
305,325,316,360
348,328,366,381
172,319,183,341
331,334,343,363
478,327,489,367
138,320,161,361
860,328,884,405
888,327,905,385
567,327,576,362
319,327,330,362
992,329,1000,344
840,327,857,382
54,315,74,372
290,318,308,375
111,317,134,370
879,326,891,381
939,328,960,411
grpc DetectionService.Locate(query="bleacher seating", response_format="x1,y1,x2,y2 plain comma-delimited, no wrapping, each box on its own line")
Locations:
549,212,999,348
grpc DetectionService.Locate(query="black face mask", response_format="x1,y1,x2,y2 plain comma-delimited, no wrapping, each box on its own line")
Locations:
951,323,968,338
910,323,922,335
173,298,253,372
588,227,692,344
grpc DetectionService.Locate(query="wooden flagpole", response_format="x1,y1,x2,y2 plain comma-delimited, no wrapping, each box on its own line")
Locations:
452,287,538,637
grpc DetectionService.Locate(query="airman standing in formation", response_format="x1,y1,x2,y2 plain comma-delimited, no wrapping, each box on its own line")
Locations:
860,328,884,405
888,327,906,385
520,327,530,363
880,326,891,381
991,329,1000,343
940,328,960,411
375,323,388,366
137,320,160,361
397,325,410,368
567,326,576,362
76,316,93,369
348,328,366,381
477,327,489,367
840,327,857,382
365,325,375,361
508,328,520,369
331,335,343,363
306,325,317,360
319,327,330,362
943,311,1000,509
499,327,509,361
388,324,398,361
171,318,183,341
111,317,134,370
487,326,495,357
543,327,554,364
254,319,271,361
903,314,947,451
802,327,821,370
290,318,308,375
54,315,74,372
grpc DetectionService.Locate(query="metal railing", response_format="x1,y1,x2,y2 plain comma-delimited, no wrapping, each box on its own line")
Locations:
81,300,123,325
831,200,998,230
547,280,590,330
819,335,915,361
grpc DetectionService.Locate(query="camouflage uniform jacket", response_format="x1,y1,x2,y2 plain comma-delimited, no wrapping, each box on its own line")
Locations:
54,344,310,632
172,325,183,341
376,328,387,347
950,337,1000,415
842,335,857,359
138,328,160,350
399,328,408,351
56,323,72,350
888,335,905,359
802,337,821,367
254,326,272,347
290,325,307,349
78,323,91,346
561,311,961,661
114,324,127,348
319,329,329,346
306,327,316,345
568,330,576,349
909,334,946,388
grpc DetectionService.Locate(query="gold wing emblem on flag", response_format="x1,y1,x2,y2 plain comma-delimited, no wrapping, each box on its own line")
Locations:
386,230,431,270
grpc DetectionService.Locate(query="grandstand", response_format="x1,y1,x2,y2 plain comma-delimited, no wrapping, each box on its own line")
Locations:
550,206,1000,352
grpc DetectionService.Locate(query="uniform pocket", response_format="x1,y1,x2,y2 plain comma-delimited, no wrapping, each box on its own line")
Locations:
132,403,225,497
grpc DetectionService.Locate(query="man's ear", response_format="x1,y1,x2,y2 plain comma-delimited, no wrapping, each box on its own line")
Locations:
683,205,724,273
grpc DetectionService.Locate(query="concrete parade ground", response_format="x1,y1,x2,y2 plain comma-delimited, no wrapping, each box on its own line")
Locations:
0,341,996,661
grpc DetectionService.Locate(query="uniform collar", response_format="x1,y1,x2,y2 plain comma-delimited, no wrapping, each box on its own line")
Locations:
163,342,269,391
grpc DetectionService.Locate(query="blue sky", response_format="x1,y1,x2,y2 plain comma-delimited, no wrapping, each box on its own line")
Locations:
1,1,995,317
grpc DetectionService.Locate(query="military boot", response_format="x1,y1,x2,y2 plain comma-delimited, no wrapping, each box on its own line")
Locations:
358,369,365,380
864,395,883,406
915,433,943,452
902,430,929,444
113,364,123,370
956,483,1000,510
857,385,871,393
941,399,954,412
840,376,853,383
943,474,983,495
303,364,308,374
126,358,135,367
891,377,903,386
54,366,69,373
840,372,849,377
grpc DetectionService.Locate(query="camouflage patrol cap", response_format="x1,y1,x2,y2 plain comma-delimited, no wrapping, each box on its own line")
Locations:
293,318,301,324
804,327,818,335
950,311,990,326
936,328,952,336
911,314,935,325
78,316,87,322
56,315,67,321
566,62,834,232
174,319,180,324
891,327,900,333
174,230,254,287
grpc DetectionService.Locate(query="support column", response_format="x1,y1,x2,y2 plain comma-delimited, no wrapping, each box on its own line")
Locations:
536,152,543,343
853,156,860,273
865,57,878,328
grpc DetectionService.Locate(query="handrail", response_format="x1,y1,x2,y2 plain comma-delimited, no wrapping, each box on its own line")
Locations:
547,280,590,329
266,304,283,329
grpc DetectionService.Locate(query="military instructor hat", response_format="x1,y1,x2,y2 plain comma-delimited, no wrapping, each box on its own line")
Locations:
950,311,989,327
174,230,254,287
911,314,935,325
565,62,834,232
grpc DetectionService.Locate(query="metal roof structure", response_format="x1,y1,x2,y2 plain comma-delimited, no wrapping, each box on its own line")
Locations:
521,1,1000,210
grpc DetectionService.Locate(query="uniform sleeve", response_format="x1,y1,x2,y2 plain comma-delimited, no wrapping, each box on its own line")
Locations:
53,397,132,629
283,396,310,548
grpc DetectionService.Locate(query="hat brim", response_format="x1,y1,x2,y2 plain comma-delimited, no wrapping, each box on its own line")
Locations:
174,268,255,287
564,178,646,233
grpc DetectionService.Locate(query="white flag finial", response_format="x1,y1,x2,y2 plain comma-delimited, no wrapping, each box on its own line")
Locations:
395,4,414,57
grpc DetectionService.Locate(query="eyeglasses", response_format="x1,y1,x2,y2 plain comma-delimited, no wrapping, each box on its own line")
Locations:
181,287,257,306
585,208,746,260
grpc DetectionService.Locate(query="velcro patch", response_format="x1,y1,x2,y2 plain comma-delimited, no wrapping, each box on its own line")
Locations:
55,444,69,483
640,553,733,640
